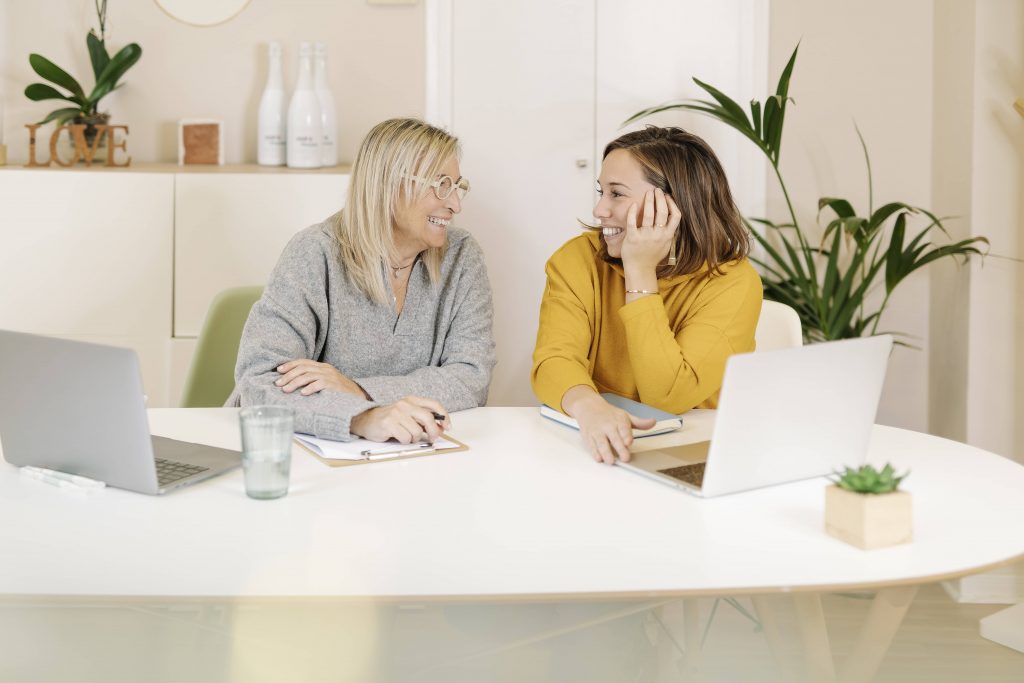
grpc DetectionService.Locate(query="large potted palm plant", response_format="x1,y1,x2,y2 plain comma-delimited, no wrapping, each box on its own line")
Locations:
23,1,142,155
625,45,987,343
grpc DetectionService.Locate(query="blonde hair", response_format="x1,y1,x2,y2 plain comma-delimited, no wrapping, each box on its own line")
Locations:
334,118,461,305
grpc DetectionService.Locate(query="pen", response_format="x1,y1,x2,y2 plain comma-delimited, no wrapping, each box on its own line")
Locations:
361,442,433,458
366,447,438,461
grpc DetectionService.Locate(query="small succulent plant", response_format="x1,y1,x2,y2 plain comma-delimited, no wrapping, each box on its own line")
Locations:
831,463,908,494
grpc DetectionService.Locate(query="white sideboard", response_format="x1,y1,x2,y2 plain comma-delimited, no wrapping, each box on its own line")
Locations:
0,165,350,407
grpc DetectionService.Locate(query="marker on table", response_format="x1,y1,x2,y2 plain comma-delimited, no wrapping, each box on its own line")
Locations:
20,466,106,491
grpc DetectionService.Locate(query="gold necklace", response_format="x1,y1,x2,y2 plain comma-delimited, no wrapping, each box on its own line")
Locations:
390,261,415,279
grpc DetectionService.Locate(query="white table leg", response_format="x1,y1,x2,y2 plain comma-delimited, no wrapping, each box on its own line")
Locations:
751,595,800,683
681,598,705,682
980,601,1024,653
793,593,838,683
839,584,917,683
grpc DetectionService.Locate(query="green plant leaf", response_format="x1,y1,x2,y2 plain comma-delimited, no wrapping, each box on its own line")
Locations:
621,101,688,126
834,463,908,493
885,213,908,293
28,54,86,102
89,43,142,103
87,30,110,82
761,44,799,164
819,197,857,219
37,107,83,126
820,226,844,314
855,124,874,214
866,202,914,241
692,77,752,131
24,83,78,104
775,44,799,100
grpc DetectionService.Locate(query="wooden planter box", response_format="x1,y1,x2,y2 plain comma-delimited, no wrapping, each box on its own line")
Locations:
825,485,912,550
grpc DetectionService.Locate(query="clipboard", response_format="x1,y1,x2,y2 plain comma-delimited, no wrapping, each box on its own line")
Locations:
294,433,469,468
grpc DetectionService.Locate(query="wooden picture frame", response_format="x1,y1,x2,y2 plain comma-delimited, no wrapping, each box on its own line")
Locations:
178,119,224,165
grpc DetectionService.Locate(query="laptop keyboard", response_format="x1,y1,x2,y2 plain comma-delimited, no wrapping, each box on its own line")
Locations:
155,458,209,488
658,462,706,488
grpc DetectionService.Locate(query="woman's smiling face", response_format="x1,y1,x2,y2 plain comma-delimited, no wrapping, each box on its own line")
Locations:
592,149,660,258
392,155,464,256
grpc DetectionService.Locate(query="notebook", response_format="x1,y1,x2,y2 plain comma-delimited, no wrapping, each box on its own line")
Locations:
617,336,892,498
540,393,683,438
0,329,241,495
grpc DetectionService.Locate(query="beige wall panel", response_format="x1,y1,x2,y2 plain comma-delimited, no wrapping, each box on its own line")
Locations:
0,169,173,338
173,170,349,337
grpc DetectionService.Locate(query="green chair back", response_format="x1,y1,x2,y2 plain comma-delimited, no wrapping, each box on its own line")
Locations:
180,286,264,408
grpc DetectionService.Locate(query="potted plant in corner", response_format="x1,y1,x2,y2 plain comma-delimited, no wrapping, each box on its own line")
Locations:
826,464,911,549
23,0,142,159
625,45,988,344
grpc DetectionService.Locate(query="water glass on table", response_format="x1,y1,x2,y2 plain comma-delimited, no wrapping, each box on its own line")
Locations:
239,406,294,500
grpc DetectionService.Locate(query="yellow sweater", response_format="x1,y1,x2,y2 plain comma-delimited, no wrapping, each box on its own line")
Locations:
531,231,763,413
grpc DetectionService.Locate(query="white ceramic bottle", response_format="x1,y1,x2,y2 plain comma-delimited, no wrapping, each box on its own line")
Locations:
286,41,322,168
314,42,338,167
257,42,287,166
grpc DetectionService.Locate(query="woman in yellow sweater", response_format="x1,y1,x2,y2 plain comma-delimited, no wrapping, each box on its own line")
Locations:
531,126,762,464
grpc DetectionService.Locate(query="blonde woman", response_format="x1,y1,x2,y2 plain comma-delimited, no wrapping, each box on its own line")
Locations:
231,118,495,443
532,126,762,464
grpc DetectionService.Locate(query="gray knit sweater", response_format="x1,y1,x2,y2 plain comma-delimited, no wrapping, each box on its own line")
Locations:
227,217,496,441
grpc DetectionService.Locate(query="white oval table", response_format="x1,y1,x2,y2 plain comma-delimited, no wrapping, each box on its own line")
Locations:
2,407,1023,681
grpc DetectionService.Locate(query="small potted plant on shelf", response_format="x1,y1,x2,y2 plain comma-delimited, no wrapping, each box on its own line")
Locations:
23,0,141,157
826,463,911,549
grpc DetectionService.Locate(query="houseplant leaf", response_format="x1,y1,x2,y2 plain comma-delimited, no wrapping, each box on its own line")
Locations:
28,54,86,102
24,83,79,104
89,43,142,103
38,107,84,126
87,30,110,81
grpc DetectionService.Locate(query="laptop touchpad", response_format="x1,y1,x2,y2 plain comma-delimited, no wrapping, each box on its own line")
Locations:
633,441,710,469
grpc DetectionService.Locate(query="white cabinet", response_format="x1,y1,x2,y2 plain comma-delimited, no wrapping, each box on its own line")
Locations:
0,165,349,408
174,172,348,336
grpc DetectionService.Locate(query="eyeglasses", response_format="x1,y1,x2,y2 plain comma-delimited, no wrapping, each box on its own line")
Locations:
407,174,471,201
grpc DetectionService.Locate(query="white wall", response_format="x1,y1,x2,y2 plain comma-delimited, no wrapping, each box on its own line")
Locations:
929,0,975,446
965,0,1024,461
769,0,936,432
0,0,424,165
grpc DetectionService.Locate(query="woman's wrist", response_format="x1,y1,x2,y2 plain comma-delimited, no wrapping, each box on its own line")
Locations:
623,264,658,290
349,408,374,437
623,265,659,303
561,384,602,419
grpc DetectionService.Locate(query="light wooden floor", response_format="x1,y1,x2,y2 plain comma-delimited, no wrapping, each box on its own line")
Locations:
1,582,1022,682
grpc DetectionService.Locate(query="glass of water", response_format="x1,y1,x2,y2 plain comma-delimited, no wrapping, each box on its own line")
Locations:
239,405,294,500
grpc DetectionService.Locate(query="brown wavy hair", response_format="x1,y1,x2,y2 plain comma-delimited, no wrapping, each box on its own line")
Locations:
600,126,749,278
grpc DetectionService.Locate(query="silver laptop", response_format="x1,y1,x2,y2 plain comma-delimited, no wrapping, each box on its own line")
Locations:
618,335,892,498
0,330,240,494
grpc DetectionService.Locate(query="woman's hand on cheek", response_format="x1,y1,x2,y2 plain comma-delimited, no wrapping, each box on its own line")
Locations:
620,188,678,271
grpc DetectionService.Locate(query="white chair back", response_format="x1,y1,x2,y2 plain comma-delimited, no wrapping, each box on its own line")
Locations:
754,300,803,351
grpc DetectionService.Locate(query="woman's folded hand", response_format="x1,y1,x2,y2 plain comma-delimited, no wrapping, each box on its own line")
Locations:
275,359,368,398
